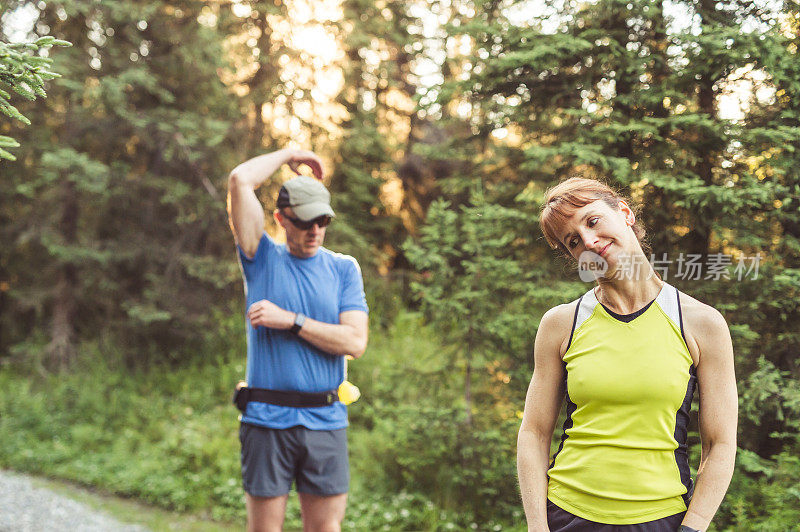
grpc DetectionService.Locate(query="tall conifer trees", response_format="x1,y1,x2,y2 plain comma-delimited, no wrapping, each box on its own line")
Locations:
419,0,800,523
1,1,236,366
1,0,798,524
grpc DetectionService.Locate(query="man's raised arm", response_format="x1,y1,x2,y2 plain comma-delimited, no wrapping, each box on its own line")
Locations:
227,148,324,257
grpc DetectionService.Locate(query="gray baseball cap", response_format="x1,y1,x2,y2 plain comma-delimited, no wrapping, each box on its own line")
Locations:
276,175,336,221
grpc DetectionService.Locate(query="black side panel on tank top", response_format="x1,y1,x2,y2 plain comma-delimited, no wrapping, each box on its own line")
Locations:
554,296,583,469
550,383,577,469
673,365,697,504
673,289,696,504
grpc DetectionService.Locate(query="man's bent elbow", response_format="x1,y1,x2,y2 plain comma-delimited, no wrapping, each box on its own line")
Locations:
349,342,367,359
228,169,256,192
228,170,241,190
347,336,367,359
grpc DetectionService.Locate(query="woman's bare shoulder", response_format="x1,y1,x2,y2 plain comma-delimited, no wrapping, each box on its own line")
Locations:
678,290,728,329
538,300,581,358
677,290,731,366
541,301,579,328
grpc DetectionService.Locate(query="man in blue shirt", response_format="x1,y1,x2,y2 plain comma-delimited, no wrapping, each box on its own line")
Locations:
227,148,369,532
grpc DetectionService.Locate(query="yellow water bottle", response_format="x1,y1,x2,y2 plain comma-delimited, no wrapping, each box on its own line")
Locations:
338,355,361,405
338,380,361,405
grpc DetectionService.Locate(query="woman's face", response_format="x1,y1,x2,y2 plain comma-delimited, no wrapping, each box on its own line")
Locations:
558,199,639,272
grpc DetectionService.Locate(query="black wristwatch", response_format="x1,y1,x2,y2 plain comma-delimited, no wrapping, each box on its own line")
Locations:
290,312,306,335
678,526,701,532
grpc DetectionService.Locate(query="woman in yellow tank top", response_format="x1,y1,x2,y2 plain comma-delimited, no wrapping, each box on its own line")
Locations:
517,178,737,532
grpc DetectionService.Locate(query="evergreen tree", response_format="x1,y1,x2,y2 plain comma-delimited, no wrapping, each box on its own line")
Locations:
0,34,70,160
710,3,800,525
403,183,540,519
1,1,238,367
326,0,416,271
216,0,293,157
428,0,799,524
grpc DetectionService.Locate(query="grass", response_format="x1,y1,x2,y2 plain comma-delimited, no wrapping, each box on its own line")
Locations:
29,473,247,531
0,307,795,530
0,313,536,532
0,311,511,531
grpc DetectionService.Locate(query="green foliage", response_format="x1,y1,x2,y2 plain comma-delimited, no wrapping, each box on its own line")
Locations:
404,189,539,363
381,405,522,523
349,307,529,526
425,0,800,528
716,451,800,530
1,0,799,528
0,1,240,366
0,350,243,517
0,313,526,531
0,35,70,160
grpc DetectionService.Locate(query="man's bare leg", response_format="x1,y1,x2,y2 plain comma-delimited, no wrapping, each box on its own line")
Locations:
299,492,347,532
246,493,289,532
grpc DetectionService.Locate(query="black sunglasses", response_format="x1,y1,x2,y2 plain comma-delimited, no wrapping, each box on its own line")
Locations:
283,213,332,230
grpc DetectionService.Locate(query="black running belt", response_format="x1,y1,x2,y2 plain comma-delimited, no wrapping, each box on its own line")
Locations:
233,386,338,411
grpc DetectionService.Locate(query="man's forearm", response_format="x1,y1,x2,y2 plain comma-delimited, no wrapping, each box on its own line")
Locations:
518,429,552,531
297,317,367,358
247,300,367,357
229,149,292,189
681,442,736,530
251,304,365,357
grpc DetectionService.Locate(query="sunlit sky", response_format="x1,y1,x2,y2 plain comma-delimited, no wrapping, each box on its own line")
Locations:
1,0,780,129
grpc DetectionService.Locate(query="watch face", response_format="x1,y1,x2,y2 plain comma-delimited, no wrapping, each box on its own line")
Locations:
292,312,306,334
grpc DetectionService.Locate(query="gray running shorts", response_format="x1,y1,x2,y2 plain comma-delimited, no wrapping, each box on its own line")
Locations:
239,423,349,497
547,500,685,531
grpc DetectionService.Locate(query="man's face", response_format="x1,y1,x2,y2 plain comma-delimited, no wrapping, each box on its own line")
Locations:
275,207,327,258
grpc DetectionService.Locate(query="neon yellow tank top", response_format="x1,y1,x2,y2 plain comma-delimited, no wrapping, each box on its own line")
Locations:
547,282,696,524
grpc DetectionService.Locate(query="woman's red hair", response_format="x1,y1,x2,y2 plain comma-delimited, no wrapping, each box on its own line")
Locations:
540,177,646,253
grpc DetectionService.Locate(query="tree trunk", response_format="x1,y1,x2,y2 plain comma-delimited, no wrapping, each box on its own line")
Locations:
46,177,78,369
464,335,473,426
246,10,274,154
642,0,674,252
684,0,718,256
0,268,7,354
609,3,634,162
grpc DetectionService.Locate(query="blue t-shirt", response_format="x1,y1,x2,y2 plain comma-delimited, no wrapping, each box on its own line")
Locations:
237,232,369,430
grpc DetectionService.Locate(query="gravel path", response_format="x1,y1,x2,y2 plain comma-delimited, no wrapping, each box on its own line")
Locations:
0,470,149,532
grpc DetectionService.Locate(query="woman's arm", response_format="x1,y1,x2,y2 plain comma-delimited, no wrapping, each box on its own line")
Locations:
681,301,738,531
518,304,572,531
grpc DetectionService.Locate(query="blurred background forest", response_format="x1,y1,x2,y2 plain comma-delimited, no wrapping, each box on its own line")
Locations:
1,0,799,530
